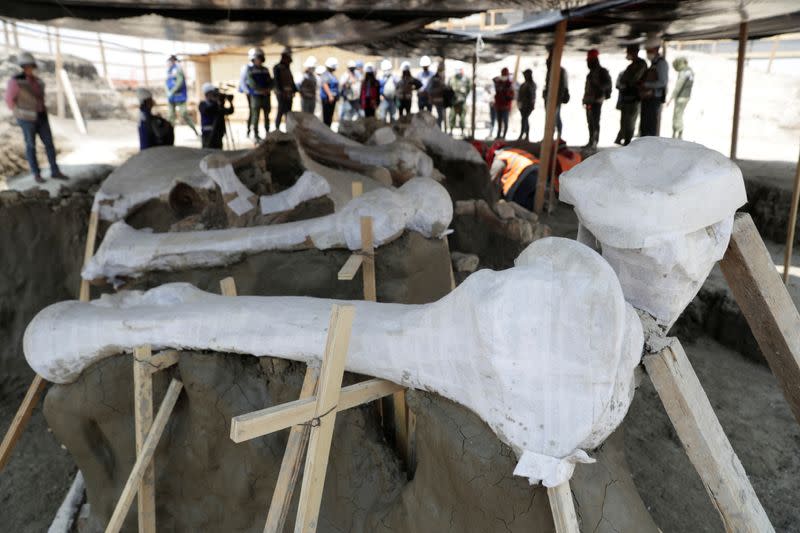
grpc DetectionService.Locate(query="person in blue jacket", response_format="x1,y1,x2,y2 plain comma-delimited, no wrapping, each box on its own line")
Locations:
238,48,256,138
165,55,198,136
137,88,174,151
319,57,339,127
245,48,273,142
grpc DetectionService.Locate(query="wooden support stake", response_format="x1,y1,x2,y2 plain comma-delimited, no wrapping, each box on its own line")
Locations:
470,53,477,140
721,213,800,426
97,34,114,90
535,19,567,214
351,181,363,199
55,28,65,119
146,350,179,375
263,367,320,533
782,145,800,284
360,217,376,302
11,20,18,48
295,305,355,533
106,379,183,533
337,254,363,281
46,26,53,55
220,276,238,297
730,21,748,160
60,68,88,134
133,345,156,533
547,482,580,533
644,339,774,532
79,210,99,302
140,39,149,88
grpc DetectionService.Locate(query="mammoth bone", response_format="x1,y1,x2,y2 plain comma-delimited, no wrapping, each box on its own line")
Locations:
82,177,452,282
26,238,643,487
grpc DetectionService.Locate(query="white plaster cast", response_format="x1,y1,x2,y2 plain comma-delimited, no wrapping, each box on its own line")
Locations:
560,137,747,325
367,127,397,146
27,238,643,488
399,114,485,165
82,178,453,281
258,170,331,215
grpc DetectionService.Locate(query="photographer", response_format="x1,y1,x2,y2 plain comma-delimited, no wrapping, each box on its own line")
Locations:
199,82,234,149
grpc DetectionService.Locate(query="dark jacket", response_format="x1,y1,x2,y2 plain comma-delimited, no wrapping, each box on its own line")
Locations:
138,106,174,151
617,57,648,103
273,62,296,100
199,97,234,149
583,64,612,105
517,79,536,112
543,66,569,104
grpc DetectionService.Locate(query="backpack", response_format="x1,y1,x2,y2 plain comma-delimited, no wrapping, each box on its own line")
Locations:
151,116,175,147
383,76,396,99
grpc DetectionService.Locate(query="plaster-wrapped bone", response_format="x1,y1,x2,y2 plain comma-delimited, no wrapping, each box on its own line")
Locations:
560,138,747,325
82,177,452,281
397,114,485,165
27,238,643,487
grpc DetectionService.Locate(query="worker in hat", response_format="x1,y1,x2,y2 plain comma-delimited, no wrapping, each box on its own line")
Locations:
377,59,398,123
273,47,296,131
490,147,541,211
614,44,648,146
299,56,318,115
136,88,174,151
448,66,471,136
582,49,612,149
667,57,694,139
416,55,434,112
543,48,569,138
199,82,234,149
360,63,380,118
239,47,258,138
6,51,69,182
516,68,536,141
397,61,421,117
319,57,339,126
639,34,668,136
165,55,198,136
245,47,273,142
493,67,514,139
339,59,362,122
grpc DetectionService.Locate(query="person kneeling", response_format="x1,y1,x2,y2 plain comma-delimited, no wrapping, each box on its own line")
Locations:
490,148,540,211
199,83,235,149
137,88,174,151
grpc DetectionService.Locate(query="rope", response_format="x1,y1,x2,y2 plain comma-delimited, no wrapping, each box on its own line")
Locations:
300,404,338,428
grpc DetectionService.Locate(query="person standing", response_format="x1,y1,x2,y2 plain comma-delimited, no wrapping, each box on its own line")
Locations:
493,67,514,139
339,60,361,122
614,45,648,145
238,48,256,138
199,83,234,149
360,63,380,118
5,51,68,183
378,59,398,123
319,57,339,127
582,49,612,149
543,48,569,138
397,62,421,117
245,48,273,142
165,55,198,136
448,67,471,136
639,35,668,137
428,63,446,128
517,68,536,141
273,47,296,131
667,57,694,139
299,56,318,115
416,56,434,112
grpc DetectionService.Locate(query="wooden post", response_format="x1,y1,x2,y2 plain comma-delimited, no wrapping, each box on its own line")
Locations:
547,131,562,214
106,379,183,533
535,19,567,214
767,36,779,74
60,68,88,134
360,217,376,302
46,26,53,55
97,34,110,84
294,305,355,533
219,276,238,297
140,39,149,88
721,213,800,426
470,53,477,140
644,339,774,532
55,28,65,119
2,20,9,48
11,20,18,48
351,180,363,199
730,21,748,160
547,482,580,533
133,345,156,533
782,145,800,284
79,210,99,302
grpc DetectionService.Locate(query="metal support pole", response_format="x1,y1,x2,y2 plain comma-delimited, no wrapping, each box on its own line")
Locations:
55,28,65,119
534,19,567,215
140,38,149,87
470,52,477,140
46,26,53,55
11,21,18,48
782,144,800,284
730,21,748,160
97,34,108,79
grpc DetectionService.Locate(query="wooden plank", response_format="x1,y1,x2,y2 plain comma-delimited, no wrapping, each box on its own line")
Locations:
337,254,363,281
721,213,800,426
133,345,156,533
263,366,320,533
79,210,99,302
0,375,46,471
547,482,580,533
360,217,376,302
219,276,238,297
534,19,566,214
782,146,800,284
294,305,355,533
231,378,404,443
145,350,180,375
351,181,363,199
407,409,417,476
392,390,409,466
140,39,149,87
644,339,774,533
730,21,748,159
59,68,88,134
105,379,183,533
55,28,65,119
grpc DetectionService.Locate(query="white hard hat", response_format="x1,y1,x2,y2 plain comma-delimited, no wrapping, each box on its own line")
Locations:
365,62,375,73
325,57,338,69
644,34,662,49
252,47,265,58
419,55,432,67
202,82,217,95
304,56,317,68
347,59,356,69
380,59,392,72
16,51,36,67
135,87,153,103
247,47,258,59
401,61,411,71
315,65,326,75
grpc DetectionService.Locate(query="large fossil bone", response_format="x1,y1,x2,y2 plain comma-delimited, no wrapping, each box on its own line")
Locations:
82,177,452,281
27,238,643,487
560,137,747,326
395,113,486,165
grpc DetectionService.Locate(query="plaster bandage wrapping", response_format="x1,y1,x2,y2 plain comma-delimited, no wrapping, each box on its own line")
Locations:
30,238,642,487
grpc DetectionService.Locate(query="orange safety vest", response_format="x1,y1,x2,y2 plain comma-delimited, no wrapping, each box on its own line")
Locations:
494,148,539,196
